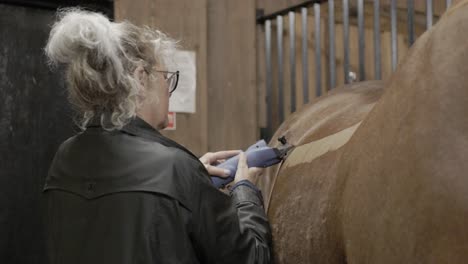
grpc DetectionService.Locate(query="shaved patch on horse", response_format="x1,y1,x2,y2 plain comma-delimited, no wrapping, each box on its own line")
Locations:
284,122,361,168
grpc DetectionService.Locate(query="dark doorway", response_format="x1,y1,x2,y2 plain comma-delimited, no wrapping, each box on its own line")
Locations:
0,1,113,263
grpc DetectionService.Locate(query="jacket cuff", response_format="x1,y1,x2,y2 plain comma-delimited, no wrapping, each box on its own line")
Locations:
230,180,264,207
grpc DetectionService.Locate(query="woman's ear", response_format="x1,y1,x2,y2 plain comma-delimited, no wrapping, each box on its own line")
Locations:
133,65,147,87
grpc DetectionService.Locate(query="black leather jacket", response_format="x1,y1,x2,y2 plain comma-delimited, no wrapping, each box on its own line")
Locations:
43,117,272,264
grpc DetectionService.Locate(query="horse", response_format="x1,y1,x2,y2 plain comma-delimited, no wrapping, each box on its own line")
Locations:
258,80,385,263
258,1,468,262
340,1,468,262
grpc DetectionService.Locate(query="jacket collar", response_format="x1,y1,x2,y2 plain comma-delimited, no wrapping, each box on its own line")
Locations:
87,115,200,161
121,116,164,139
124,117,201,161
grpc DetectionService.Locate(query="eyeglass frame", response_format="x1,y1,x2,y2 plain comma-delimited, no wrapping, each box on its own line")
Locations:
144,68,180,94
155,70,179,94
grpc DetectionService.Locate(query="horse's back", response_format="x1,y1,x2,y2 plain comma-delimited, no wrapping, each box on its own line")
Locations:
261,81,385,263
340,3,468,263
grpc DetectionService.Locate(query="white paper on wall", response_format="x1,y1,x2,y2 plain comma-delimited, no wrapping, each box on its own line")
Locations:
168,50,196,113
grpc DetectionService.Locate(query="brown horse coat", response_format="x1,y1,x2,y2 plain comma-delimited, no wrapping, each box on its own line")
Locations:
257,81,385,263
340,2,468,263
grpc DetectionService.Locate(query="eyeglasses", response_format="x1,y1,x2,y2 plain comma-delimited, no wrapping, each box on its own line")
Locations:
155,70,179,94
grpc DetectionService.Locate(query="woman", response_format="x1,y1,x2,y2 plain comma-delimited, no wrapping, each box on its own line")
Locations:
43,9,271,263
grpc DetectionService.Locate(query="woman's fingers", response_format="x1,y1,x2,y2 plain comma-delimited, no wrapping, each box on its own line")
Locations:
210,150,241,162
234,152,248,183
247,167,263,185
249,167,263,177
199,150,241,165
237,152,248,170
201,151,263,183
205,164,231,178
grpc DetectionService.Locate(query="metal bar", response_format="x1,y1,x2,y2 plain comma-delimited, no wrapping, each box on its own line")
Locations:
358,0,365,81
343,0,350,83
328,0,336,88
301,8,309,104
277,16,285,123
391,0,398,71
447,0,452,9
256,0,324,24
265,20,273,135
426,0,433,29
314,3,322,96
408,0,415,46
289,11,296,113
374,0,381,80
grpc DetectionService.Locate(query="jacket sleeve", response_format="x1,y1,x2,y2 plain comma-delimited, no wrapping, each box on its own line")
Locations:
178,155,272,264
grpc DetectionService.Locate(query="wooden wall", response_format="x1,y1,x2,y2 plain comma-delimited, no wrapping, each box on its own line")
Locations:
115,0,208,156
207,0,257,152
257,0,306,15
115,0,257,155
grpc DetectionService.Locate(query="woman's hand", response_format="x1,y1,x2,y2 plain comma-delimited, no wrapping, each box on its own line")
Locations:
199,150,241,177
234,152,263,185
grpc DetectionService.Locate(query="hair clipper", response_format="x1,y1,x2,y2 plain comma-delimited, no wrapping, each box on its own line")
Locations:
210,139,294,189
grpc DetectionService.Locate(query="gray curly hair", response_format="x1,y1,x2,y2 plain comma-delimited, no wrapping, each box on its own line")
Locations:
45,8,177,130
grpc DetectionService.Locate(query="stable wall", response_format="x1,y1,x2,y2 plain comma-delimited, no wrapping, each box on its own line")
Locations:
115,0,257,155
